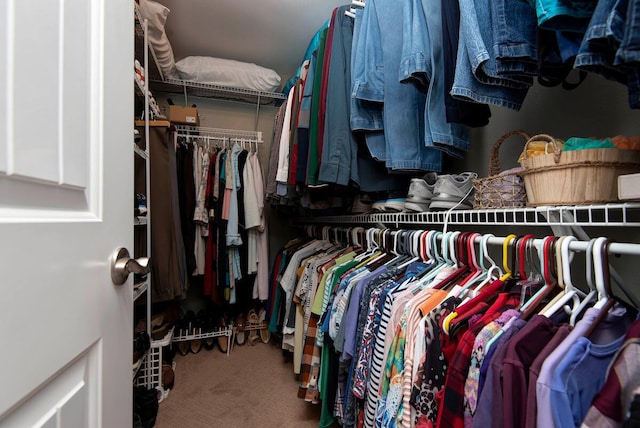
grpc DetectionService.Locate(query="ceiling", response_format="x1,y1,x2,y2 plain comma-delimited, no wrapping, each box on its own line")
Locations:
158,0,348,83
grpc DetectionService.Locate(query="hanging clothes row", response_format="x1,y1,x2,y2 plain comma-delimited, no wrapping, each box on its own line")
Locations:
267,226,640,428
269,0,640,209
174,128,269,309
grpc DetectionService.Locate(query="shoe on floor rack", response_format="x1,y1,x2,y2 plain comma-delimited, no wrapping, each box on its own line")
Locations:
404,172,438,212
429,172,478,211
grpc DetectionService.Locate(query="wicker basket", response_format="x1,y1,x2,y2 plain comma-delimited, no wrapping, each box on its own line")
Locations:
519,134,640,206
473,130,531,209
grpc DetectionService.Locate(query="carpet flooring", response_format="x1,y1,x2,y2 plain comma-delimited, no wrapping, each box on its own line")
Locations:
155,340,323,427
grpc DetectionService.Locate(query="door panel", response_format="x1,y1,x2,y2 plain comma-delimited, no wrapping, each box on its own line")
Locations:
0,345,99,428
0,0,133,426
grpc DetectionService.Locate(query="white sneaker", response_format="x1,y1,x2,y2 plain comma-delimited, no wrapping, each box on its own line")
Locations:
372,198,406,212
404,172,438,212
429,172,477,210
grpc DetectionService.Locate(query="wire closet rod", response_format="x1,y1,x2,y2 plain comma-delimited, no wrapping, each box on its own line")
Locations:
175,125,263,143
334,227,640,257
474,235,640,256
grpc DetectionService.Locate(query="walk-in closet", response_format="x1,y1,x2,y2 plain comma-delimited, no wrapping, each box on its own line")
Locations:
2,0,640,427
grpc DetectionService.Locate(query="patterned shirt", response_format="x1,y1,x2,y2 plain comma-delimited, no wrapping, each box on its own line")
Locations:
412,297,461,427
436,293,513,428
463,310,519,427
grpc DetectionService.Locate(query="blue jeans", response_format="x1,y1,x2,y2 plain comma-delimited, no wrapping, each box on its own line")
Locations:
491,0,539,77
421,0,470,155
452,0,530,110
441,0,492,127
616,0,640,107
470,0,534,87
364,0,442,171
399,0,468,157
352,1,385,104
350,7,384,131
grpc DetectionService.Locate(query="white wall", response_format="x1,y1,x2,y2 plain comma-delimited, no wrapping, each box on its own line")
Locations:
449,75,640,174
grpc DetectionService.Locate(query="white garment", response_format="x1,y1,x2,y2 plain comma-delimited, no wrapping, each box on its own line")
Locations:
242,154,259,275
275,86,295,183
242,152,261,230
193,146,210,275
250,152,270,300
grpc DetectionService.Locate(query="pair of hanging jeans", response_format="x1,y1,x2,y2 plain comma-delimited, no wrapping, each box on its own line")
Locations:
401,0,469,157
366,0,442,171
574,0,628,83
617,0,640,108
350,7,384,133
451,0,530,110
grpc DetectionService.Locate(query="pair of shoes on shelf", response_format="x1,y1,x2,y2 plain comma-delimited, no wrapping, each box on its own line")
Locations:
216,315,230,353
247,310,260,346
149,307,180,341
162,363,175,390
175,310,201,355
259,308,270,344
133,331,150,370
403,172,477,212
197,309,216,351
235,313,246,346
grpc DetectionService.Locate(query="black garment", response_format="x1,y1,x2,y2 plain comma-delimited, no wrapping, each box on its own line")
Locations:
235,150,256,313
441,0,491,127
176,142,197,275
140,125,189,302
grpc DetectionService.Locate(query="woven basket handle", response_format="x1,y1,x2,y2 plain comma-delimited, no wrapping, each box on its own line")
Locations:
522,134,563,164
488,129,531,176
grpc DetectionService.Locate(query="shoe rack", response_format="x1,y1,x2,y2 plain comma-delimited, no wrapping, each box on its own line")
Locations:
172,327,233,356
132,7,174,403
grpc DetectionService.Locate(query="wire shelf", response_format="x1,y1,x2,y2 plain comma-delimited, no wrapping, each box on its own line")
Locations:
151,78,287,106
132,350,148,380
172,326,233,357
175,125,263,142
300,203,640,228
133,279,148,302
172,326,233,342
134,327,174,402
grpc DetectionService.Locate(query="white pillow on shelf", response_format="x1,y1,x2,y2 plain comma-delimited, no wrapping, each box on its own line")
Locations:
138,0,180,80
176,56,282,92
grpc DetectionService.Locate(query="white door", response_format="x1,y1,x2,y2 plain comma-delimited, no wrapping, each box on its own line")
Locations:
0,1,133,427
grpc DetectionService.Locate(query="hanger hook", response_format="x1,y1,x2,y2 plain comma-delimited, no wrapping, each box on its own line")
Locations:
502,234,517,276
560,236,577,291
593,237,612,303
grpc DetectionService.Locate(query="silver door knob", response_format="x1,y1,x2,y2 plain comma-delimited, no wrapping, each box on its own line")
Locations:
110,247,150,285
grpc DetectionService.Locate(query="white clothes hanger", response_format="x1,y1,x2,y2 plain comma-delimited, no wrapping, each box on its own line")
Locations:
568,238,599,325
540,236,587,318
468,233,503,294
593,237,612,310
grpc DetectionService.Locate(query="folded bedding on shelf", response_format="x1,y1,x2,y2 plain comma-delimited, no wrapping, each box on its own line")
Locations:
176,56,282,92
137,0,180,80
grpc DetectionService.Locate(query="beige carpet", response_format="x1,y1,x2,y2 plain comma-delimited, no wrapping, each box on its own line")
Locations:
155,340,324,427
